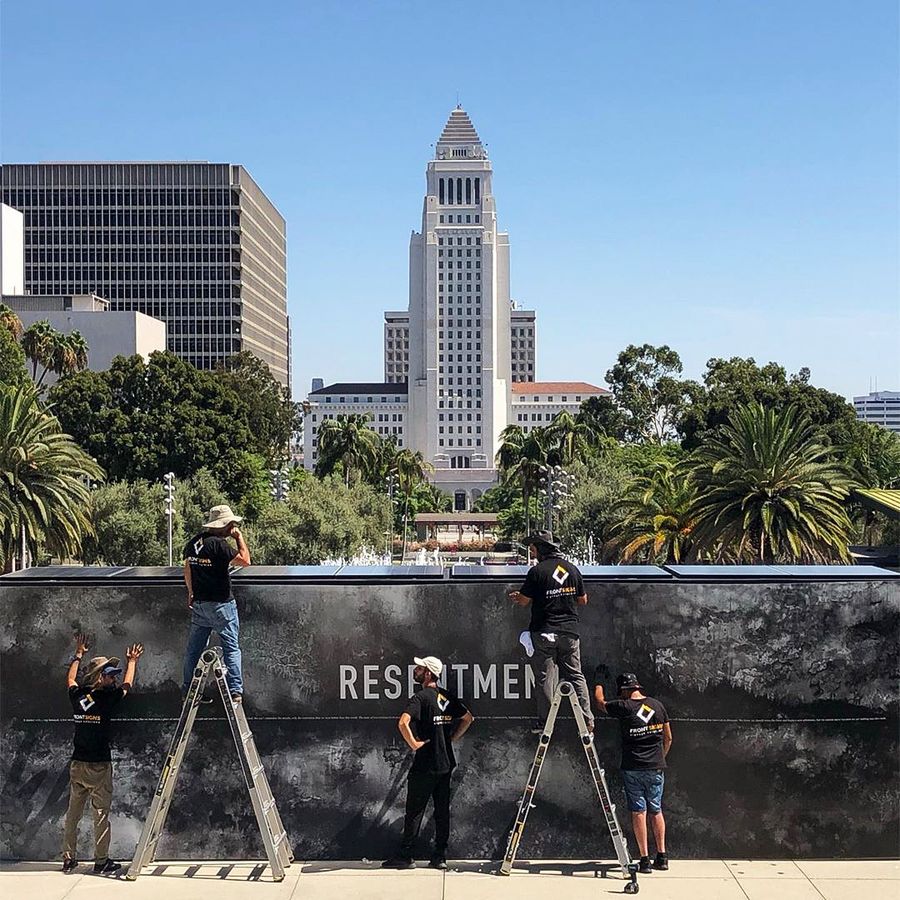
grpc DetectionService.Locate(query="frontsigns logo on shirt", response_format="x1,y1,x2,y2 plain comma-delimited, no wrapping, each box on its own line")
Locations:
436,693,450,712
552,565,569,586
636,703,655,724
79,693,96,712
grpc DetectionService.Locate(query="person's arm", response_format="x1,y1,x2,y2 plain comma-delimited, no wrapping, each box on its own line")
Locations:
508,590,531,606
663,722,673,757
593,682,608,715
575,571,588,606
121,643,144,696
451,710,474,742
509,569,537,607
183,561,194,608
397,712,427,751
577,592,588,606
229,526,251,567
67,632,88,689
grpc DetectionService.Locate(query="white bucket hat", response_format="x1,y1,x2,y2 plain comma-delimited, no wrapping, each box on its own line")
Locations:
203,504,243,530
414,655,443,677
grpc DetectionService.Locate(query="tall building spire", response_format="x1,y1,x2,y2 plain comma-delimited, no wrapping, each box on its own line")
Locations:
436,107,485,159
437,106,482,145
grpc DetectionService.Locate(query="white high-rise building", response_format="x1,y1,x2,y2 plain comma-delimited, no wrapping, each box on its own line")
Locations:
854,391,900,434
304,108,608,510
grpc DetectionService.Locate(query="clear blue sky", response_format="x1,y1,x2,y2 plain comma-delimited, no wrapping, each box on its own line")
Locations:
2,1,897,401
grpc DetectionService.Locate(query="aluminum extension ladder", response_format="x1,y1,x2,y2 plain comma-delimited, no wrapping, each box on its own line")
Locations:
500,681,639,894
127,648,293,881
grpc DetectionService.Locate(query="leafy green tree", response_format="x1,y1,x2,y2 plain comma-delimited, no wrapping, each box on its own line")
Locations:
0,326,27,386
689,403,854,563
0,384,104,570
314,414,382,485
605,343,690,442
245,475,391,564
577,394,628,442
556,460,632,560
47,351,254,486
842,422,900,489
394,448,434,555
678,357,857,450
20,321,89,387
217,352,299,465
607,463,697,563
83,480,169,566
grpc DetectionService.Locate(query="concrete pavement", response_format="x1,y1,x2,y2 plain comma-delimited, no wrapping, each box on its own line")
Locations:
1,859,898,900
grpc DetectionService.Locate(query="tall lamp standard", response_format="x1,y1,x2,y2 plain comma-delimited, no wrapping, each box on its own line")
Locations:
163,472,175,566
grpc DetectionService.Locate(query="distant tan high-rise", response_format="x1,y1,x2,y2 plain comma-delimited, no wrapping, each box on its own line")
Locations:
1,162,290,388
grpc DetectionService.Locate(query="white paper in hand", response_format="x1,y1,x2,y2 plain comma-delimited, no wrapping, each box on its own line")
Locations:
519,630,534,658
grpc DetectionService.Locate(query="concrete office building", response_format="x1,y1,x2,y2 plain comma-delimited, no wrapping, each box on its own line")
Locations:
1,162,290,388
854,390,900,434
305,108,608,509
4,293,166,385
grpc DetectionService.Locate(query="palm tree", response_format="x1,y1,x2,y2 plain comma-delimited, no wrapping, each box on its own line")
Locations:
0,303,23,339
0,384,104,571
314,414,382,485
58,331,89,378
496,424,549,537
21,320,56,383
608,464,696,563
395,448,434,557
688,403,853,563
544,409,600,466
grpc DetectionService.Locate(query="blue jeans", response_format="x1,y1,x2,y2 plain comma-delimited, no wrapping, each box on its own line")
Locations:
622,769,665,813
182,599,243,696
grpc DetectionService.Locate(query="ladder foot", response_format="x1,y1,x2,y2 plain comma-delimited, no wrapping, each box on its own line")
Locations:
624,881,639,894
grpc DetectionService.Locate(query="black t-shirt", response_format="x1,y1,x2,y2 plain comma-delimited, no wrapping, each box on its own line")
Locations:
519,554,585,637
69,684,126,762
184,533,236,603
604,697,669,771
405,685,470,776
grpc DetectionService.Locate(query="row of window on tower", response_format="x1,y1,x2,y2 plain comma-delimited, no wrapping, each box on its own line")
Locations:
438,177,481,205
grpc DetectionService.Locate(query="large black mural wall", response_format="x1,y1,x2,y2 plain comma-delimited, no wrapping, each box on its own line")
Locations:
1,573,897,861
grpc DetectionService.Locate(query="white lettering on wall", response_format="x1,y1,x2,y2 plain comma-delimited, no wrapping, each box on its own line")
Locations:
339,665,357,700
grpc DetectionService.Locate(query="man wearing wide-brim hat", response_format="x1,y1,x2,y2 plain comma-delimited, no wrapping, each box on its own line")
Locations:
182,504,251,702
508,530,593,733
62,632,144,875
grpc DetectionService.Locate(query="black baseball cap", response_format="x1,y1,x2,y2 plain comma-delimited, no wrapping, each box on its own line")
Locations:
616,672,642,691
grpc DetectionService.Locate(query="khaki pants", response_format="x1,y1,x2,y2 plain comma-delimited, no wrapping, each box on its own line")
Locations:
62,761,113,863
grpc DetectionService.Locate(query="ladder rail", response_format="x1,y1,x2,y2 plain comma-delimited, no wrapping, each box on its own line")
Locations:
499,687,565,875
126,656,212,879
213,661,289,879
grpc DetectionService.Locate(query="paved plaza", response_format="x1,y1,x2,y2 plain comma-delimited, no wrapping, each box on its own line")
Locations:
2,859,898,900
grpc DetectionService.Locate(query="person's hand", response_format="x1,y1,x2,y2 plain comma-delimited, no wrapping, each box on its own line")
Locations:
74,632,89,656
187,592,194,609
410,739,429,751
126,643,144,661
229,523,242,539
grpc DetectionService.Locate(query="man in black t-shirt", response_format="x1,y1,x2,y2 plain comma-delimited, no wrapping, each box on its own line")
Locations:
182,504,251,701
509,531,593,731
62,632,143,875
382,655,475,870
595,671,673,874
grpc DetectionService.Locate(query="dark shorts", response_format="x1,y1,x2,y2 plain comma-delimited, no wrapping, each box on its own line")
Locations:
622,769,665,813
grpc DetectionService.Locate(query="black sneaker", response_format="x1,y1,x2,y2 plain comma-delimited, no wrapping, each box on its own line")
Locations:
231,694,243,704
62,859,78,873
94,858,122,874
637,856,653,874
653,852,669,871
381,857,415,869
429,857,448,870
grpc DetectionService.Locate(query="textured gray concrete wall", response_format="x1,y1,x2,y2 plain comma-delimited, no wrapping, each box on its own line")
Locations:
1,576,897,861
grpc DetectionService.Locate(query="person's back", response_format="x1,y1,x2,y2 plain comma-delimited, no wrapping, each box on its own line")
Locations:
184,531,235,603
523,554,584,637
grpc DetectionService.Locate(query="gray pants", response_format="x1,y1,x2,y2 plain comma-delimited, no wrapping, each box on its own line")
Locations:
531,632,594,726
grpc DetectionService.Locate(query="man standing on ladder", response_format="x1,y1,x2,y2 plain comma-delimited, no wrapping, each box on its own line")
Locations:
595,672,672,874
182,504,251,703
382,655,475,870
509,531,593,733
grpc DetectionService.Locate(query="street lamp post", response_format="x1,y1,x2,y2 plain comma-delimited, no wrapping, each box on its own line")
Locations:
163,472,175,567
